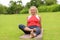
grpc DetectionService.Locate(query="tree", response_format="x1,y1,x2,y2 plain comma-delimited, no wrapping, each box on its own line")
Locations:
25,0,42,8
0,4,7,14
16,0,23,14
44,0,57,5
25,2,31,8
7,0,23,14
31,0,41,7
17,0,22,5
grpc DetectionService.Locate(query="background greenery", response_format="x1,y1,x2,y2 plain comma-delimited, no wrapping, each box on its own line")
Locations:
0,0,60,14
0,0,60,40
0,12,60,40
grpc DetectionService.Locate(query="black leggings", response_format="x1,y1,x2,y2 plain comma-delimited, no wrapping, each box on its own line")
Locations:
18,24,41,36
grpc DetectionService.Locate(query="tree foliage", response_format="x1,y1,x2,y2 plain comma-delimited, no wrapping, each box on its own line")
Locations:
7,0,23,14
0,0,58,14
25,0,42,8
0,4,7,14
26,0,57,8
45,0,57,5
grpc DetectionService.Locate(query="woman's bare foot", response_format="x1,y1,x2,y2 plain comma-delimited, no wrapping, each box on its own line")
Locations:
30,30,34,38
33,28,36,32
30,29,36,38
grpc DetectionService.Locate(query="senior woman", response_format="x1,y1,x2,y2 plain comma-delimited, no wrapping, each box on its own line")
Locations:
19,6,42,38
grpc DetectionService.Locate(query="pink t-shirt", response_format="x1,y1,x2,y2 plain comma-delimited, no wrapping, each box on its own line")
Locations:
27,15,41,27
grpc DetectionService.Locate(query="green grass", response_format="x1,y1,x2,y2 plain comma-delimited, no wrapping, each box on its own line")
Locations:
0,12,60,40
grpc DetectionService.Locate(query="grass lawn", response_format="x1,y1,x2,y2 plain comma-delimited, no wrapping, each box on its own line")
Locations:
0,12,60,40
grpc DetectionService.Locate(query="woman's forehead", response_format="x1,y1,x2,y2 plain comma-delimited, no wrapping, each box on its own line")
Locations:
30,8,36,10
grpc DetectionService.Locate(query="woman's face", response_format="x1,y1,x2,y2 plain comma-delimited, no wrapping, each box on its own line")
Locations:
30,8,37,15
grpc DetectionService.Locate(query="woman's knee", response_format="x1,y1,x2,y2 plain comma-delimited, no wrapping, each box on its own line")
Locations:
35,27,41,35
18,24,25,29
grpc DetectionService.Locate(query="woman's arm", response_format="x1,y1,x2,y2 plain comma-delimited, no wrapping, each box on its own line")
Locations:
39,16,42,29
26,17,28,27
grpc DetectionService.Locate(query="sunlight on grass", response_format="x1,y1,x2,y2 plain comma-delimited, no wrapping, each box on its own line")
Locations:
0,12,60,40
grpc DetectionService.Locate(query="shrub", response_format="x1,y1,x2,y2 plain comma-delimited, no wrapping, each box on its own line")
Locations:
38,6,47,12
38,5,60,12
20,7,29,14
